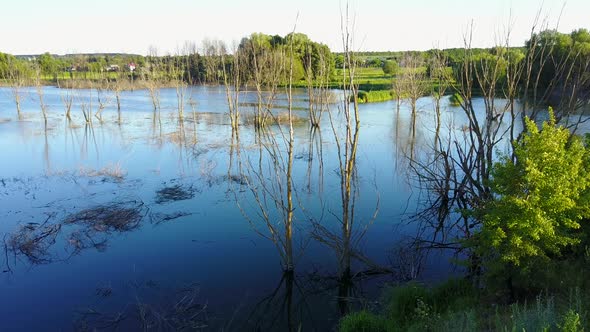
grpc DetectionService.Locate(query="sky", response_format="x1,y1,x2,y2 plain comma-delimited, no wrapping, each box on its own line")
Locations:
1,0,589,55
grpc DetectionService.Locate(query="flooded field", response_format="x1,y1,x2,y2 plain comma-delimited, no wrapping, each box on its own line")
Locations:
0,85,501,330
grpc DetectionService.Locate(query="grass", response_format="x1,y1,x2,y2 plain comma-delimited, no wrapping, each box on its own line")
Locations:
78,163,126,181
241,111,309,127
358,90,395,103
340,278,589,332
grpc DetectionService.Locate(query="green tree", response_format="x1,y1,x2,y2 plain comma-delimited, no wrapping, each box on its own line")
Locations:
38,52,58,80
334,54,345,69
477,110,590,271
382,60,399,75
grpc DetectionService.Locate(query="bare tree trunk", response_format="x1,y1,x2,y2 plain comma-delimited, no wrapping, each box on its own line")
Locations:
35,66,48,123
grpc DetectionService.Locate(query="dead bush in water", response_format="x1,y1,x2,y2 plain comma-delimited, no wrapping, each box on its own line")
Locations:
155,184,199,204
149,211,192,225
206,174,249,187
241,111,308,127
78,163,127,182
7,215,61,264
63,200,146,232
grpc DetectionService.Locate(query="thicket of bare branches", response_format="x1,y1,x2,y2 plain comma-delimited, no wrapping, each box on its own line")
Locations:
409,13,590,278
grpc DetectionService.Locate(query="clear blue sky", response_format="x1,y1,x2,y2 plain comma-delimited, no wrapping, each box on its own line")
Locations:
1,0,588,55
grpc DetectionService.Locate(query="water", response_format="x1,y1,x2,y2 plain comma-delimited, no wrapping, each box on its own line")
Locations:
0,85,502,331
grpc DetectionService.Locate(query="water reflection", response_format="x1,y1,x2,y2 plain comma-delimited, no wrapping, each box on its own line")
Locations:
0,85,479,330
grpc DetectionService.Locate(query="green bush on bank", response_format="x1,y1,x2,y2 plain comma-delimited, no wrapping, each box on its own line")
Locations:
340,279,588,332
355,90,394,103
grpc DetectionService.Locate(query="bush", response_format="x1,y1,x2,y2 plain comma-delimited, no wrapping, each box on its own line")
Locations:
449,92,463,106
383,60,399,75
340,311,390,332
430,278,478,313
353,90,393,103
383,282,432,327
357,90,369,103
560,309,583,332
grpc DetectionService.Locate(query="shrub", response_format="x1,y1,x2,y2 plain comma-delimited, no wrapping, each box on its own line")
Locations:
357,90,369,103
383,282,431,327
560,309,583,332
340,311,390,332
449,92,463,106
383,60,399,75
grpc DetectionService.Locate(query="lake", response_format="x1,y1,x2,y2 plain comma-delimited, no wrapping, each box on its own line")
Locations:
0,85,512,331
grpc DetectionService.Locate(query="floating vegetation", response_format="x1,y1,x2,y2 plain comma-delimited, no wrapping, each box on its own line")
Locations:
149,211,192,225
67,230,108,253
78,163,127,182
4,200,149,267
63,200,146,232
155,184,199,204
205,174,249,187
241,111,308,127
7,214,61,264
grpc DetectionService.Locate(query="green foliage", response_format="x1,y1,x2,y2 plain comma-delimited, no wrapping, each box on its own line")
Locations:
357,90,369,103
340,311,391,332
355,90,394,103
382,279,477,330
477,110,590,271
239,32,331,84
383,282,431,328
37,52,59,79
494,295,557,331
382,60,399,75
449,92,463,106
525,29,590,93
435,310,478,332
560,310,584,332
287,56,305,82
341,280,590,332
369,58,384,68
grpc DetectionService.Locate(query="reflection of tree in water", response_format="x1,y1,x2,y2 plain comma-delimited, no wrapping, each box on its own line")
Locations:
309,14,387,318
74,281,208,331
244,271,308,332
242,267,389,331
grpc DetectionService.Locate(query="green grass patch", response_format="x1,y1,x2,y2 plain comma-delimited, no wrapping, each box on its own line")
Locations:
339,276,590,332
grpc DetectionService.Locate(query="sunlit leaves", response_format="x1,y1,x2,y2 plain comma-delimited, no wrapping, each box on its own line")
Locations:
478,110,590,267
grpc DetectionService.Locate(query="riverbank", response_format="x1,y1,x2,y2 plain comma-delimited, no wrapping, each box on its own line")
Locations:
340,267,589,332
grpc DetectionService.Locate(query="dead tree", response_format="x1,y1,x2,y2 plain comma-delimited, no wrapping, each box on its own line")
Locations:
111,71,128,123
409,14,590,279
429,48,451,147
94,72,112,122
57,78,74,121
220,40,242,132
313,6,384,288
6,57,28,119
144,46,162,114
233,20,301,273
34,64,48,123
398,53,428,138
171,49,188,120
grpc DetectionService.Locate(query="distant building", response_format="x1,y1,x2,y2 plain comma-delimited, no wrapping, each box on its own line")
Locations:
107,64,120,72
